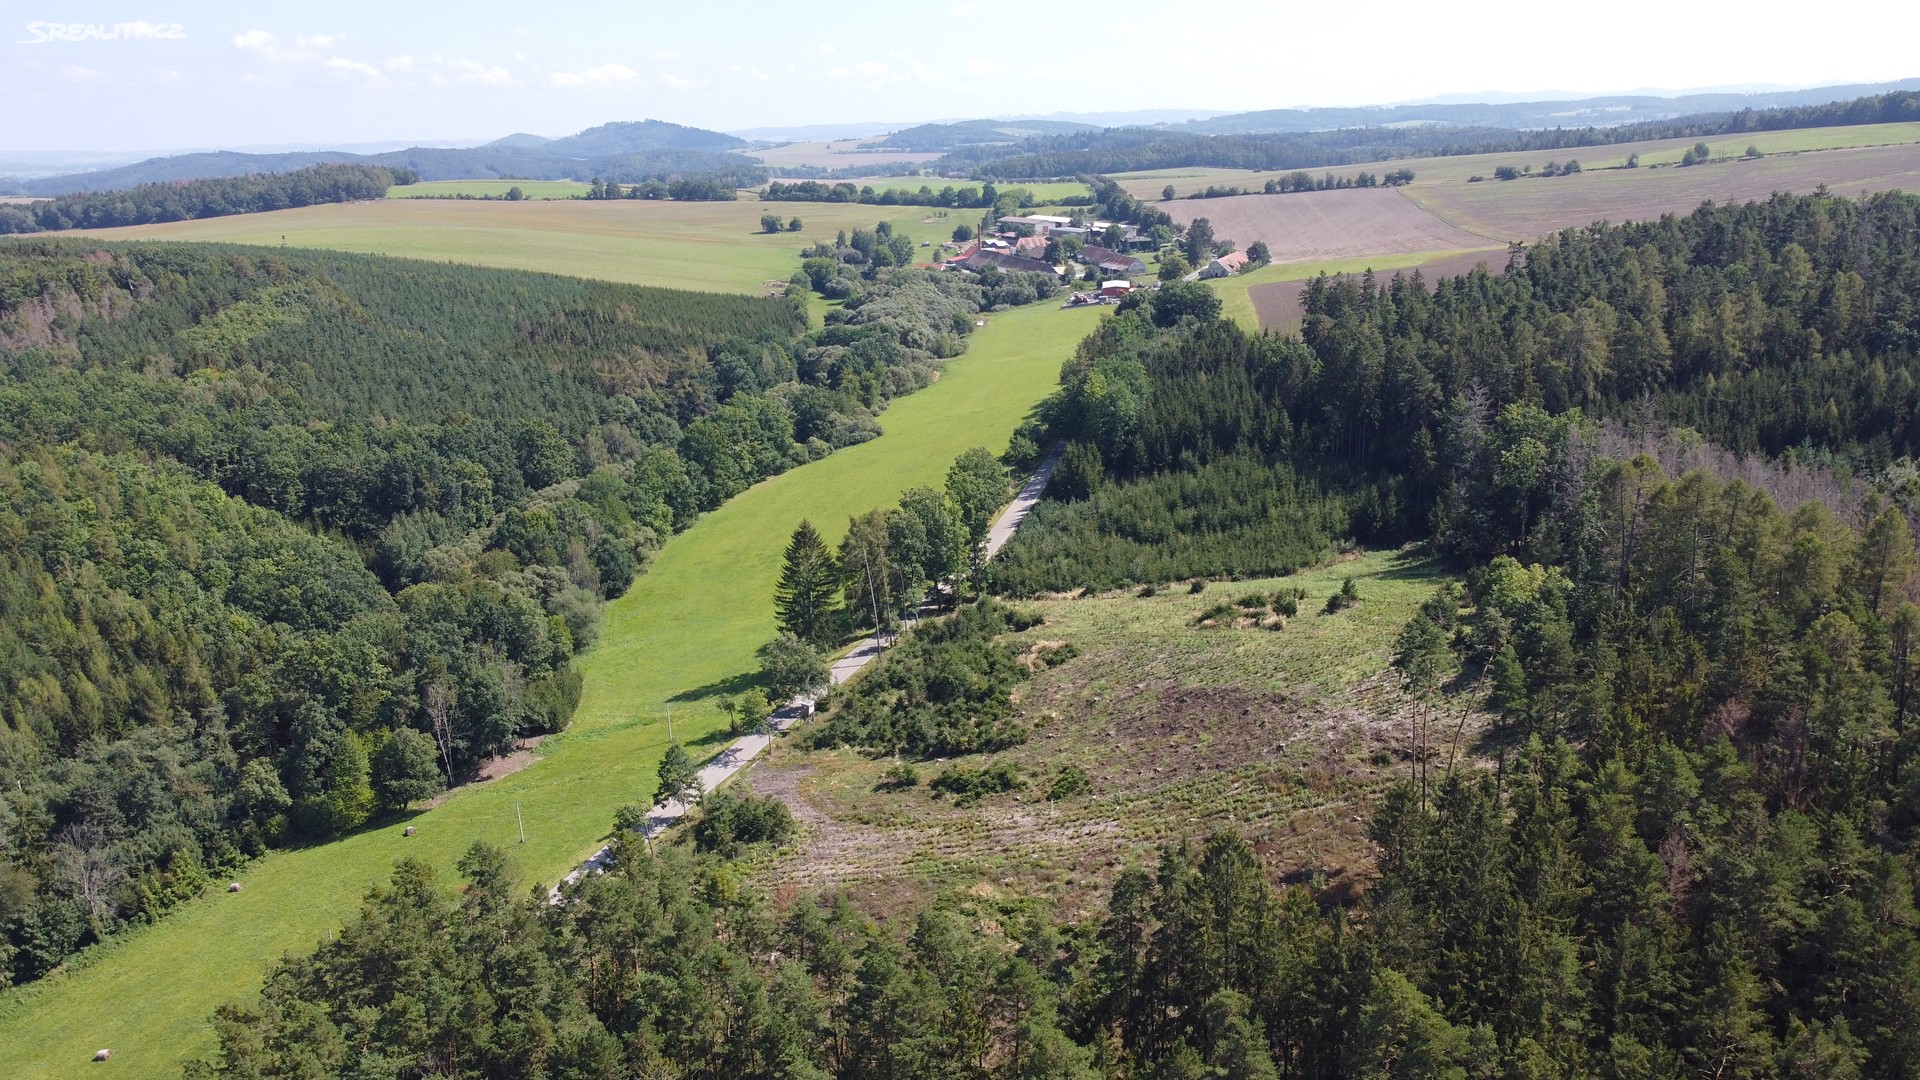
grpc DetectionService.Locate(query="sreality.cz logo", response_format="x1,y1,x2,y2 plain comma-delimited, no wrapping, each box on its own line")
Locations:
19,21,186,43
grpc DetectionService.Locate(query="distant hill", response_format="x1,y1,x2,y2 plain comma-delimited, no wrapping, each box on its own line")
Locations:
5,119,757,196
541,119,744,156
875,118,1099,152
1179,78,1920,134
485,132,553,150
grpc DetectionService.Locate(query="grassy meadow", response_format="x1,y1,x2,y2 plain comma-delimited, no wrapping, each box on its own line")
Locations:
0,279,1103,1076
71,198,979,294
743,548,1465,921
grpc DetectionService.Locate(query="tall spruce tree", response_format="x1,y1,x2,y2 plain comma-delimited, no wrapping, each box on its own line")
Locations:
775,519,841,646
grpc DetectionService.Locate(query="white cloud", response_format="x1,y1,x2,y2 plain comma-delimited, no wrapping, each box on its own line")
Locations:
60,64,106,82
967,56,1002,76
652,49,679,61
819,43,835,53
324,56,384,82
232,29,279,53
298,33,343,49
549,63,638,87
453,60,514,86
386,54,414,71
661,73,691,89
853,61,887,77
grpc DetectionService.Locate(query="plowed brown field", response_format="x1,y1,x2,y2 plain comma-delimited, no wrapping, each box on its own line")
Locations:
1164,187,1500,263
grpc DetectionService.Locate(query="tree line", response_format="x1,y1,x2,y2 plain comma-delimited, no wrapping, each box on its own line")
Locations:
0,163,415,233
938,89,1920,180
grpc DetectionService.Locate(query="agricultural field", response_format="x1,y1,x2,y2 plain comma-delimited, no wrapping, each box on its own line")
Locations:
69,197,976,294
1111,121,1920,199
0,298,1106,1080
1404,141,1920,241
1140,122,1920,332
741,549,1470,921
1162,187,1501,264
387,178,591,199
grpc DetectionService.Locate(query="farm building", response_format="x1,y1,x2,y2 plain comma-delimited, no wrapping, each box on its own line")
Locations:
1199,251,1250,279
1077,245,1147,275
1099,279,1134,298
963,249,1061,275
996,214,1073,235
1013,234,1050,259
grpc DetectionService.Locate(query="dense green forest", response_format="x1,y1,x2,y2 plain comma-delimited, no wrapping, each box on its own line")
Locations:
0,222,1054,986
0,164,416,234
1005,190,1920,587
941,90,1920,179
178,188,1920,1077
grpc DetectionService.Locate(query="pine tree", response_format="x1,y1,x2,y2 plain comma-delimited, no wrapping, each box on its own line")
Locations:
775,519,840,646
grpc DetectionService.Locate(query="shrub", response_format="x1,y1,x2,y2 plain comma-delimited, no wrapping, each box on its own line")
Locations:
930,760,1023,806
1047,765,1090,801
877,760,921,791
691,792,796,856
1189,580,1208,594
1323,577,1360,614
812,600,1036,757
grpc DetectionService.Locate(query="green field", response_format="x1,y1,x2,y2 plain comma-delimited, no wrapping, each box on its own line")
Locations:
0,288,1103,1078
387,178,593,199
72,199,976,294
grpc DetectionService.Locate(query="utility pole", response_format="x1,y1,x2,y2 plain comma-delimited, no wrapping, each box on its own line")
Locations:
515,802,526,845
666,706,674,743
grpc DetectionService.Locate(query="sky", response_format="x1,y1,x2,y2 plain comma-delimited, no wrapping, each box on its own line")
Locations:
6,0,1919,152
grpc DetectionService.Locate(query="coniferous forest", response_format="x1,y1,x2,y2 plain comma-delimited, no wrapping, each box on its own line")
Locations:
173,189,1920,1078
0,164,417,234
0,232,1030,985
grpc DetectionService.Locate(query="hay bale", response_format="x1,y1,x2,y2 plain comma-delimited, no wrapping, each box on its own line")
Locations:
404,826,416,837
227,882,242,893
93,1049,112,1061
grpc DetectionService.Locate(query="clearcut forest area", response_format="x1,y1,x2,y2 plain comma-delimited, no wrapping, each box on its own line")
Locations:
5,68,1920,1080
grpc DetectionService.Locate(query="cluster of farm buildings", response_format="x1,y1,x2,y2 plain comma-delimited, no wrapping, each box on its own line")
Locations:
942,212,1256,305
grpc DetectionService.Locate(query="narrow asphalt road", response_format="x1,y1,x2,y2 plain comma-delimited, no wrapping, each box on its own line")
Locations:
553,445,1061,898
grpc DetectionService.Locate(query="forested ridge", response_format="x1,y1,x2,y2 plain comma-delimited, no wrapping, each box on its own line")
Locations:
0,225,1037,987
0,164,416,234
